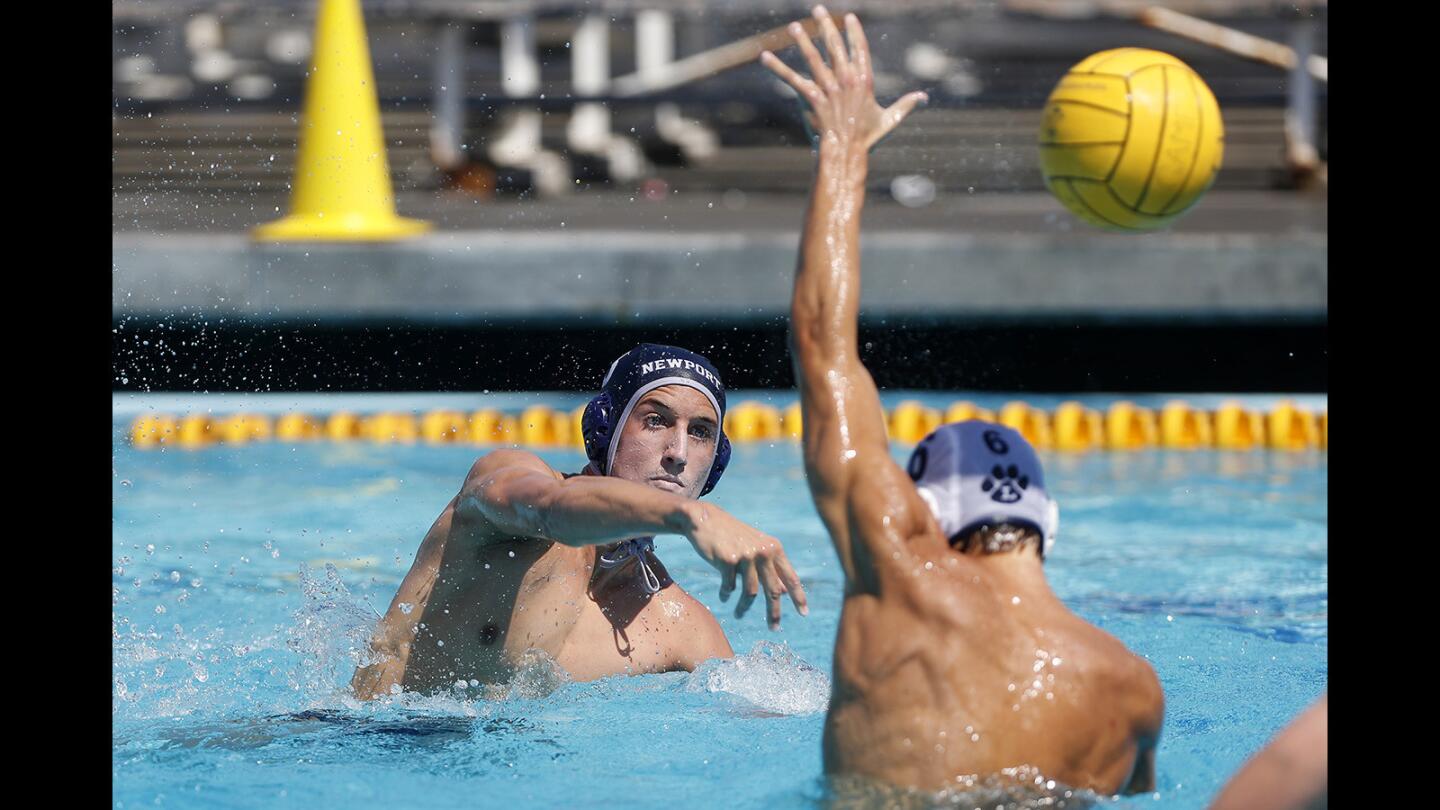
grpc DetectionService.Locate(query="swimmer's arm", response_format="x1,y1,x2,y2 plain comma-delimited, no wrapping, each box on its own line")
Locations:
459,450,805,623
766,9,927,587
351,503,454,700
453,449,705,547
1207,694,1327,810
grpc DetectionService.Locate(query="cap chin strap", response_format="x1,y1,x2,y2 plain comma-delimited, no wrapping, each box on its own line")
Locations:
597,537,661,594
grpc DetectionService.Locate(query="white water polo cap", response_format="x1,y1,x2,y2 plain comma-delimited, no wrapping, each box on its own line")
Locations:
905,421,1060,559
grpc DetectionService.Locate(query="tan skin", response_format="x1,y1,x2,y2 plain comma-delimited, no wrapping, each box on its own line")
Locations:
351,384,808,698
1208,695,1326,810
762,7,1164,795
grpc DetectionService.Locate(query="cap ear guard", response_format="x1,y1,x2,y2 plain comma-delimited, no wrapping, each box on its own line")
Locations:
581,391,614,472
700,433,730,496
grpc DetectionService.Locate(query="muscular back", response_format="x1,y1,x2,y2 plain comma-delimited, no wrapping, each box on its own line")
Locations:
824,517,1164,793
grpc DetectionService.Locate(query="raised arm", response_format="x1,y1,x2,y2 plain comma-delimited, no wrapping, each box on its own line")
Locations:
761,8,927,589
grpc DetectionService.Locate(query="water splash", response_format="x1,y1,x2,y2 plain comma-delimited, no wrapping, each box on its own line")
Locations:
686,640,830,715
820,767,1100,810
286,562,381,702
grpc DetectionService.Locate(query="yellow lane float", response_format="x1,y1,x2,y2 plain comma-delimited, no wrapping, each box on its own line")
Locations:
326,411,364,442
421,410,467,444
519,405,559,447
216,413,272,444
365,412,418,444
1053,401,1102,452
999,402,1053,450
1105,402,1158,450
1265,400,1320,451
889,401,942,444
551,409,580,449
570,406,588,449
782,402,803,440
468,409,517,445
177,414,216,449
1214,401,1263,450
944,401,996,425
1159,401,1212,449
130,403,1328,455
276,412,322,442
725,401,783,442
131,414,178,448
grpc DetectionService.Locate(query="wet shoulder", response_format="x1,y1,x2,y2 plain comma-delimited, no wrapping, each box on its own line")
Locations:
1060,616,1165,727
465,447,566,485
654,582,732,661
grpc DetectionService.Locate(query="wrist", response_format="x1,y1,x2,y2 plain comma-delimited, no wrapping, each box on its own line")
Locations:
817,142,869,183
665,498,707,539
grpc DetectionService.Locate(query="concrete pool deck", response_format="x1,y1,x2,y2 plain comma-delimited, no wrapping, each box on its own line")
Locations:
112,189,1326,325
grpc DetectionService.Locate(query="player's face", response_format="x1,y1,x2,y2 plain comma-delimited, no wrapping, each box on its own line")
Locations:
609,385,720,500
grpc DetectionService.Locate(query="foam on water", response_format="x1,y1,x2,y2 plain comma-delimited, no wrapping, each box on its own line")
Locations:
687,640,831,715
819,768,1106,810
285,563,384,701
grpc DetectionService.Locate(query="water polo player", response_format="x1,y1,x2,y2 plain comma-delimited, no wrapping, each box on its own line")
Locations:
352,344,807,698
762,7,1164,795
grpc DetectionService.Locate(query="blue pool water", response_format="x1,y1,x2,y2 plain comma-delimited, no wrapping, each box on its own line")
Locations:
112,392,1327,809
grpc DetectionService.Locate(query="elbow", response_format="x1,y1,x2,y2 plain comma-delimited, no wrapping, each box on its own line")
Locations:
463,471,551,540
788,316,838,368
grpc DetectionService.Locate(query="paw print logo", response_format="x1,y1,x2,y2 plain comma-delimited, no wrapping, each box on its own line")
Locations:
981,464,1029,504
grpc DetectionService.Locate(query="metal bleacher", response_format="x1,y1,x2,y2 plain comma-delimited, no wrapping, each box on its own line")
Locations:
112,0,1325,212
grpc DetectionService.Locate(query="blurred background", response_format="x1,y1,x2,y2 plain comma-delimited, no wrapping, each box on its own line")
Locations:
112,0,1327,393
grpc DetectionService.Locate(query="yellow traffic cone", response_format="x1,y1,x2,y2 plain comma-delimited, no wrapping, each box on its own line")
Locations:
254,0,430,241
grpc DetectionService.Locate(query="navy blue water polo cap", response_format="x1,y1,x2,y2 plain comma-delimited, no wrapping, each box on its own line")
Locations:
581,344,731,496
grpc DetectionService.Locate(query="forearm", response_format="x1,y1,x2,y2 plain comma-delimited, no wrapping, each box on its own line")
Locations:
790,144,869,375
468,474,701,548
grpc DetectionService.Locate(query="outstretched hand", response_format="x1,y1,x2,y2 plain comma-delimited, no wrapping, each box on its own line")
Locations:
684,503,808,630
760,5,927,154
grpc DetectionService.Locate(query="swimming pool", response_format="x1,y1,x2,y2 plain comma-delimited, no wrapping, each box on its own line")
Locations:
112,391,1327,809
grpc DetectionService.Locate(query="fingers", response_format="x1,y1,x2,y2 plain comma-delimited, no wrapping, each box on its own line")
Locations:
719,560,738,602
775,553,810,618
735,559,760,619
886,91,930,127
759,558,786,630
789,21,836,93
812,5,851,85
843,13,871,86
870,90,929,148
759,50,822,104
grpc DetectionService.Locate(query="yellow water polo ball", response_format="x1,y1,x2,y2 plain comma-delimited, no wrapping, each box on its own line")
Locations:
1039,48,1224,231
